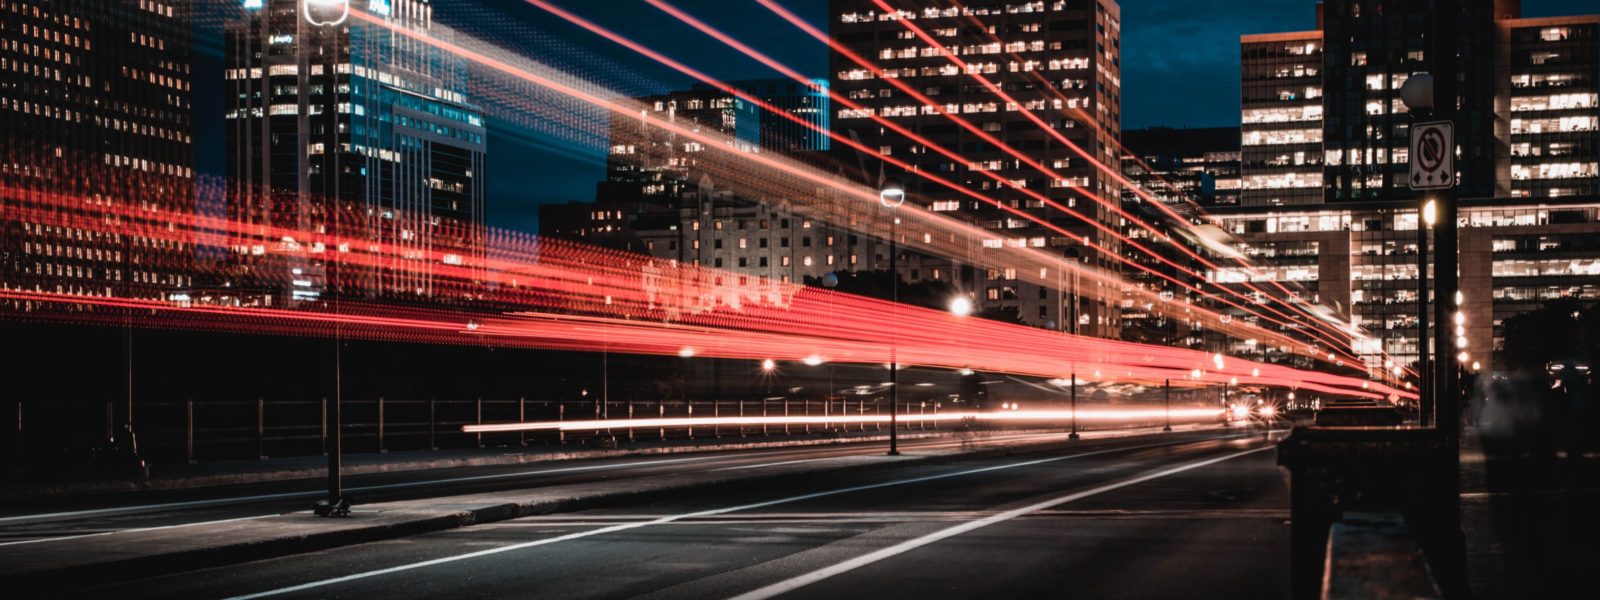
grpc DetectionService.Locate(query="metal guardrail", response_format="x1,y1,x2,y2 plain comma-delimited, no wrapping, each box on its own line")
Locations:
89,396,949,464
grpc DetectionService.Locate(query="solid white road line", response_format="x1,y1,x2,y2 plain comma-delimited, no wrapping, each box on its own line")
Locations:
0,514,277,547
0,456,723,525
223,434,1240,600
0,430,1059,526
726,445,1274,600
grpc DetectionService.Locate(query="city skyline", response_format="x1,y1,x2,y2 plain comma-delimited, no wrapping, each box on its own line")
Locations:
189,0,1592,234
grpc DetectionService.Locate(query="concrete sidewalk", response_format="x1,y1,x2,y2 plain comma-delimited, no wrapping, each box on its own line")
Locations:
1460,429,1600,599
0,424,1237,588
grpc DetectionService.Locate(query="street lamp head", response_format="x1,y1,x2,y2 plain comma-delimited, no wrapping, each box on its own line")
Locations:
1423,199,1438,227
1399,72,1435,112
948,295,973,317
820,271,840,289
761,358,776,372
879,177,906,208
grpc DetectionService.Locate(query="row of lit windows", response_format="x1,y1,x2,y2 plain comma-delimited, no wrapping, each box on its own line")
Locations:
838,96,1088,119
1511,115,1599,134
4,2,88,31
122,65,188,92
839,2,1087,24
6,21,85,58
1509,72,1586,89
1241,105,1322,124
1492,258,1600,278
1510,162,1599,180
1509,92,1598,112
1243,172,1322,191
838,57,1091,81
1,57,92,87
1241,128,1321,146
877,39,1057,61
1224,206,1600,235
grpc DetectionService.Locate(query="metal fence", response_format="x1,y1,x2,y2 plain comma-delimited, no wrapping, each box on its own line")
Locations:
116,396,951,464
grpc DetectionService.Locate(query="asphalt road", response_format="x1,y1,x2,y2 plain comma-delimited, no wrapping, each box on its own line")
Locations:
0,430,1093,547
75,431,1289,599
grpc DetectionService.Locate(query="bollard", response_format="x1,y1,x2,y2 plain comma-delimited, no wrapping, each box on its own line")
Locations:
518,397,527,447
687,403,695,439
627,401,635,442
185,398,195,464
803,399,810,434
476,397,483,448
377,396,386,453
320,397,328,456
558,402,565,444
428,397,437,450
256,397,266,460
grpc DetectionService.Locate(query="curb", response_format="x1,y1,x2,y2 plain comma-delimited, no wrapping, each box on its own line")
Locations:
8,425,1243,590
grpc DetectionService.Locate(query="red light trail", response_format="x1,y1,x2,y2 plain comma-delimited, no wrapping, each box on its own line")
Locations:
0,177,1413,405
674,0,1377,367
341,6,1371,371
515,0,1378,372
744,0,1408,372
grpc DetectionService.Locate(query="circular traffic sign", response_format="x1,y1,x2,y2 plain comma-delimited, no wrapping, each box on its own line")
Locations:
1418,128,1446,172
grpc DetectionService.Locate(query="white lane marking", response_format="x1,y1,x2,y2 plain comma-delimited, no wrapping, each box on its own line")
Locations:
0,514,277,547
223,434,1242,600
0,429,1087,526
727,446,1274,600
714,457,848,471
0,456,725,525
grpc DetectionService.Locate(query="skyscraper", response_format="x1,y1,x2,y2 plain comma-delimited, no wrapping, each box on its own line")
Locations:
1501,15,1599,199
1240,30,1324,207
828,0,1123,335
1,0,195,303
225,0,486,305
599,86,762,206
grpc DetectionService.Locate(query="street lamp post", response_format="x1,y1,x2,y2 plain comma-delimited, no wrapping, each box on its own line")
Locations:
1163,379,1172,432
1402,72,1437,427
880,178,905,456
1065,247,1081,440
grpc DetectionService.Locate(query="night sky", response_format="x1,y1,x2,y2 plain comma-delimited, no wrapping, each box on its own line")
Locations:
194,0,1591,234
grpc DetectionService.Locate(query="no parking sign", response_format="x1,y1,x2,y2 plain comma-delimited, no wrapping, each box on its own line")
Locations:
1409,121,1454,190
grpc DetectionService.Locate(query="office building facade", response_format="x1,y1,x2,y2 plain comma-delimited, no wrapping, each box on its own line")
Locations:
828,0,1124,335
225,0,486,305
1227,2,1600,374
0,0,195,304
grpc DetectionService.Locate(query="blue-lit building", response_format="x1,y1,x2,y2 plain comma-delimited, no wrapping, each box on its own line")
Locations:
225,0,486,304
713,78,832,153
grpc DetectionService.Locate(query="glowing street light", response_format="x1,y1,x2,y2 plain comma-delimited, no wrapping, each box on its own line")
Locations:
761,359,776,372
802,355,825,367
948,295,973,317
677,347,696,358
878,177,906,208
